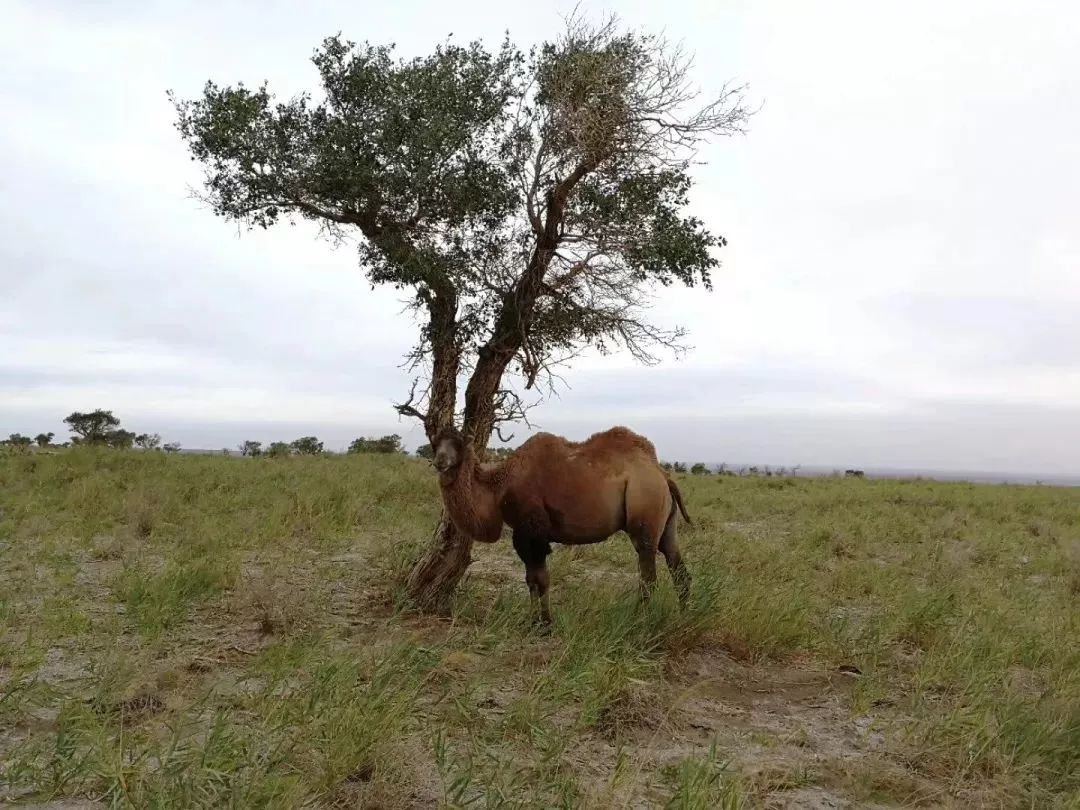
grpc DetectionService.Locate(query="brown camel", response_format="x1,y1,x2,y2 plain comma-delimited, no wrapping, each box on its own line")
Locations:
431,425,693,624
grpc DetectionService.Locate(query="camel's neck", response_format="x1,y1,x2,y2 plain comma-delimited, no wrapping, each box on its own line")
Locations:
439,449,504,543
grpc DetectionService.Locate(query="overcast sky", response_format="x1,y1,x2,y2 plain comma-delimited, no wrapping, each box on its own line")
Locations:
2,0,1078,473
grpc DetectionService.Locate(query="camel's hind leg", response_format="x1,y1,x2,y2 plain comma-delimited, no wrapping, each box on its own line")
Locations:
630,533,658,602
659,506,692,608
627,520,662,603
625,482,667,603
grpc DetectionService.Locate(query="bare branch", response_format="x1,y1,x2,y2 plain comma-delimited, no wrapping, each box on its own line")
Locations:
393,378,429,423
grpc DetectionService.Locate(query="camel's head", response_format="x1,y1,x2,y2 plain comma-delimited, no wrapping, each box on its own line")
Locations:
432,427,465,475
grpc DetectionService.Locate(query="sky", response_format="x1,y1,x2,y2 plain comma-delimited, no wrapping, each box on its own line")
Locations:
2,0,1078,474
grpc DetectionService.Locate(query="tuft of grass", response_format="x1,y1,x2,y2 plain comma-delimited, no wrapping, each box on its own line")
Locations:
113,556,233,638
661,743,745,809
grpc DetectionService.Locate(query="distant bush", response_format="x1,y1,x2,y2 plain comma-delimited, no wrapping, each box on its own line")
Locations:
64,409,121,445
162,442,181,454
62,410,143,450
266,442,291,458
690,462,710,475
135,433,162,450
34,432,54,448
107,430,137,450
348,434,403,454
415,443,434,460
239,440,263,457
5,433,32,450
291,437,323,455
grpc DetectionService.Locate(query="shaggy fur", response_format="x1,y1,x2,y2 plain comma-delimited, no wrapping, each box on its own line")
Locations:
432,426,693,624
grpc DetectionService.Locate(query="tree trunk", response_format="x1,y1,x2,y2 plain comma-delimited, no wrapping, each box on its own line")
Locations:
402,162,595,612
404,514,474,613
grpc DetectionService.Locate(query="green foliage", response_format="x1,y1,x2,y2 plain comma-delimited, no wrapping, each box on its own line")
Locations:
106,429,136,450
266,441,291,458
162,442,181,453
348,434,403,454
171,21,749,399
415,443,434,460
5,433,32,448
64,409,121,444
690,462,710,475
290,436,323,455
239,440,262,457
61,410,138,449
34,432,54,448
135,432,161,450
171,34,523,295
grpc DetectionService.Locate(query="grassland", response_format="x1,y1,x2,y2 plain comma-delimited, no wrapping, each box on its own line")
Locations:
0,449,1077,808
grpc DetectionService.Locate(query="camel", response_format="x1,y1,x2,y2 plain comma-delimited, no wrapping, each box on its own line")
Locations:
431,425,693,624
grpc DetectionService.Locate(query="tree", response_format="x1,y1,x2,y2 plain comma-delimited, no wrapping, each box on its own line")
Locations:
6,433,32,449
162,442,181,453
291,436,323,455
173,15,750,610
266,441,291,458
690,462,709,475
34,432,55,448
106,430,137,450
135,433,162,450
239,440,263,457
64,410,121,444
672,462,688,474
348,434,403,454
415,443,435,460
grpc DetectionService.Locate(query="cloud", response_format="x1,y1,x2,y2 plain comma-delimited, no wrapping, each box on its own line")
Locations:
1,0,1078,474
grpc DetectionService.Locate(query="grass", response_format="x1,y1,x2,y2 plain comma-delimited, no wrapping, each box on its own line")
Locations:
0,448,1078,807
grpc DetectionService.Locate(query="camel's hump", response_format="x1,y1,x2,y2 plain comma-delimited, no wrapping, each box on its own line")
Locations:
580,426,659,459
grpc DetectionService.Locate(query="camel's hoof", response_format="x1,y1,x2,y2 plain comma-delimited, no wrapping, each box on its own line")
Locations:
531,616,553,634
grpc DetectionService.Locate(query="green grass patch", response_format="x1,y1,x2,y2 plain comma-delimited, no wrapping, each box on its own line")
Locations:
1,449,1077,807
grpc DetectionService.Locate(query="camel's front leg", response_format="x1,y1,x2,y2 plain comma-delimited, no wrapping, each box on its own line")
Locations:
512,530,553,625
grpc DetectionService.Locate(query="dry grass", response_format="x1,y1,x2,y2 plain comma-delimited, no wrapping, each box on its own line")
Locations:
1,448,1078,808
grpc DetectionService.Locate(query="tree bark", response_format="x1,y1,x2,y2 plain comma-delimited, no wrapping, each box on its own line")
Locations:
403,515,474,613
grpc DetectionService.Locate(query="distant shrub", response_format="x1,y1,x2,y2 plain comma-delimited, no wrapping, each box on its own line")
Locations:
135,433,162,450
291,436,323,455
34,432,54,448
483,446,514,462
239,440,263,457
415,443,434,460
267,442,291,458
64,409,121,445
162,442,181,454
5,433,32,450
348,434,402,454
690,462,710,475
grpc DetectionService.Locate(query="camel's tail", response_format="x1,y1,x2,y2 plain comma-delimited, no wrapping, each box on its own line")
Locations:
667,478,692,525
